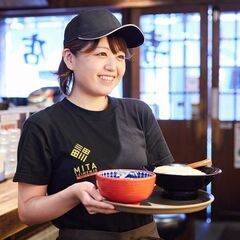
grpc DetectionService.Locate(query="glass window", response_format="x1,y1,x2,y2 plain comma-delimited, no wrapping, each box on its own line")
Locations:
154,15,170,40
140,12,201,120
237,94,240,120
237,40,240,66
155,68,170,119
186,93,200,119
140,45,155,68
140,14,155,33
170,41,184,66
186,68,200,92
219,94,235,120
185,14,200,40
219,67,240,93
220,40,236,66
170,14,185,40
170,68,184,92
185,41,200,66
238,13,240,38
219,67,235,93
171,94,184,119
220,13,236,39
218,11,240,120
141,93,160,117
140,68,157,93
155,41,169,67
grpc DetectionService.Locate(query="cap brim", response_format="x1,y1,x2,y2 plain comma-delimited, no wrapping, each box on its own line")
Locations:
77,24,144,48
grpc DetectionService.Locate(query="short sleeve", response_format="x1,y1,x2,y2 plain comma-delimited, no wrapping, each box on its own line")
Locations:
140,102,175,167
13,119,52,185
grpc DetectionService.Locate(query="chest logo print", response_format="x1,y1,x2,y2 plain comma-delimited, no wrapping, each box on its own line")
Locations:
70,144,91,162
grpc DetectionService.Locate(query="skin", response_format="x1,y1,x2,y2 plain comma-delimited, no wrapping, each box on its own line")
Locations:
18,36,126,225
65,37,126,110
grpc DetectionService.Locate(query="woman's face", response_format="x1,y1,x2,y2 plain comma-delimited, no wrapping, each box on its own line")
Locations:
66,37,126,98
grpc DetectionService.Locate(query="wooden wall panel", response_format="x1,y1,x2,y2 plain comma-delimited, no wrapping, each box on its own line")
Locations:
212,123,240,220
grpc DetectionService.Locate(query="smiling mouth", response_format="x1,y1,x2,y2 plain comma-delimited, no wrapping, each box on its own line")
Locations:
99,75,115,81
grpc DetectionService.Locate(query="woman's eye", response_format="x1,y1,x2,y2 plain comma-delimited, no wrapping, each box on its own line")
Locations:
117,55,126,60
96,52,107,57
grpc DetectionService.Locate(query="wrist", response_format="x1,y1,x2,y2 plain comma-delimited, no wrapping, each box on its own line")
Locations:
66,183,81,205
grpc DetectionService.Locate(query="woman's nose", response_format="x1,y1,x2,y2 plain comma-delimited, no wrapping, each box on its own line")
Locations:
104,57,117,71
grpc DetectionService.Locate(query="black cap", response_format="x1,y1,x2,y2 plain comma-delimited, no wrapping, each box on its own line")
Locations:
63,9,144,48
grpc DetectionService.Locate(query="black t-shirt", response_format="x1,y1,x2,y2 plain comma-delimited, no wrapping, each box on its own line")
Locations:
13,97,174,231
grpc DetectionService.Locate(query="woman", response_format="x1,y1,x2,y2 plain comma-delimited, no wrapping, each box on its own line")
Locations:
13,9,174,240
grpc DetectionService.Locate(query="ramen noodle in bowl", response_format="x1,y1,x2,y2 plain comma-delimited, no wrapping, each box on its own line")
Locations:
154,165,206,176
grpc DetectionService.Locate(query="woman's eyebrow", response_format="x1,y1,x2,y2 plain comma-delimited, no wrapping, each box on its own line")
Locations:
95,46,125,54
95,46,110,50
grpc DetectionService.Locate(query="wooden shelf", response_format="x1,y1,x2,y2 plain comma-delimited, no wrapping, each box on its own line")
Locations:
0,179,28,239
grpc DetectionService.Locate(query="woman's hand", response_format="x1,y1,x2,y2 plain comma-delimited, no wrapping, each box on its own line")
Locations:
18,181,117,226
72,181,118,215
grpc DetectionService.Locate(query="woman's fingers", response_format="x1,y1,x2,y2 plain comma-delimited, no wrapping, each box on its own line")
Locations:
84,195,117,214
86,205,118,215
88,184,104,201
76,182,117,214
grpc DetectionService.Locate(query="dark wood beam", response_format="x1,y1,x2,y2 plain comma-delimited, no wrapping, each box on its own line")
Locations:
0,0,48,9
48,0,240,9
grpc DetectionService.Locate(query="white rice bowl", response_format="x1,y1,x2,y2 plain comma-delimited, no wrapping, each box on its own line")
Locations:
154,165,206,176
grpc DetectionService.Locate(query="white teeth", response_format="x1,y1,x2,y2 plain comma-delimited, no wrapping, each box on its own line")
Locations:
99,75,115,81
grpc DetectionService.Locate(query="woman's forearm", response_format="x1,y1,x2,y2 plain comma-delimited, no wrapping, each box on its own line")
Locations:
18,181,116,226
18,183,80,225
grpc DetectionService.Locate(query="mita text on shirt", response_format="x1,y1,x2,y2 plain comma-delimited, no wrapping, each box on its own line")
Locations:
71,143,98,180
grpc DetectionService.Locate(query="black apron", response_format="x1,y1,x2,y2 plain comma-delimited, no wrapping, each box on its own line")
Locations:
58,221,162,240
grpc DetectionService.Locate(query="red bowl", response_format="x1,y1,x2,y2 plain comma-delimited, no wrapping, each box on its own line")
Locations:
96,169,156,204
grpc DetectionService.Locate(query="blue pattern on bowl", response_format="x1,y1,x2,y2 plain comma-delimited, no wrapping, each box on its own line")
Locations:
101,170,152,179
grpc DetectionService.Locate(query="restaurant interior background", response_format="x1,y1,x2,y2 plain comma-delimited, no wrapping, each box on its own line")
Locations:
0,0,240,239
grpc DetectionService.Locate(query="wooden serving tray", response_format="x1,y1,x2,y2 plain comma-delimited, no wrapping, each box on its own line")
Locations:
104,187,214,214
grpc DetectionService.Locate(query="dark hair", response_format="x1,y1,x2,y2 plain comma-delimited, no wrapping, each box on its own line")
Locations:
57,35,130,95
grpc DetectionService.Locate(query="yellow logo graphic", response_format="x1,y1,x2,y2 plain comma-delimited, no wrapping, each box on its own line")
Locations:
70,144,91,162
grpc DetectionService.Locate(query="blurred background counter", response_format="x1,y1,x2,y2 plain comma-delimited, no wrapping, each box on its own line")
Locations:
0,107,59,240
0,179,58,239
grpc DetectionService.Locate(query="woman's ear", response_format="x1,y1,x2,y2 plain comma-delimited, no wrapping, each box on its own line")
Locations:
62,48,74,70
